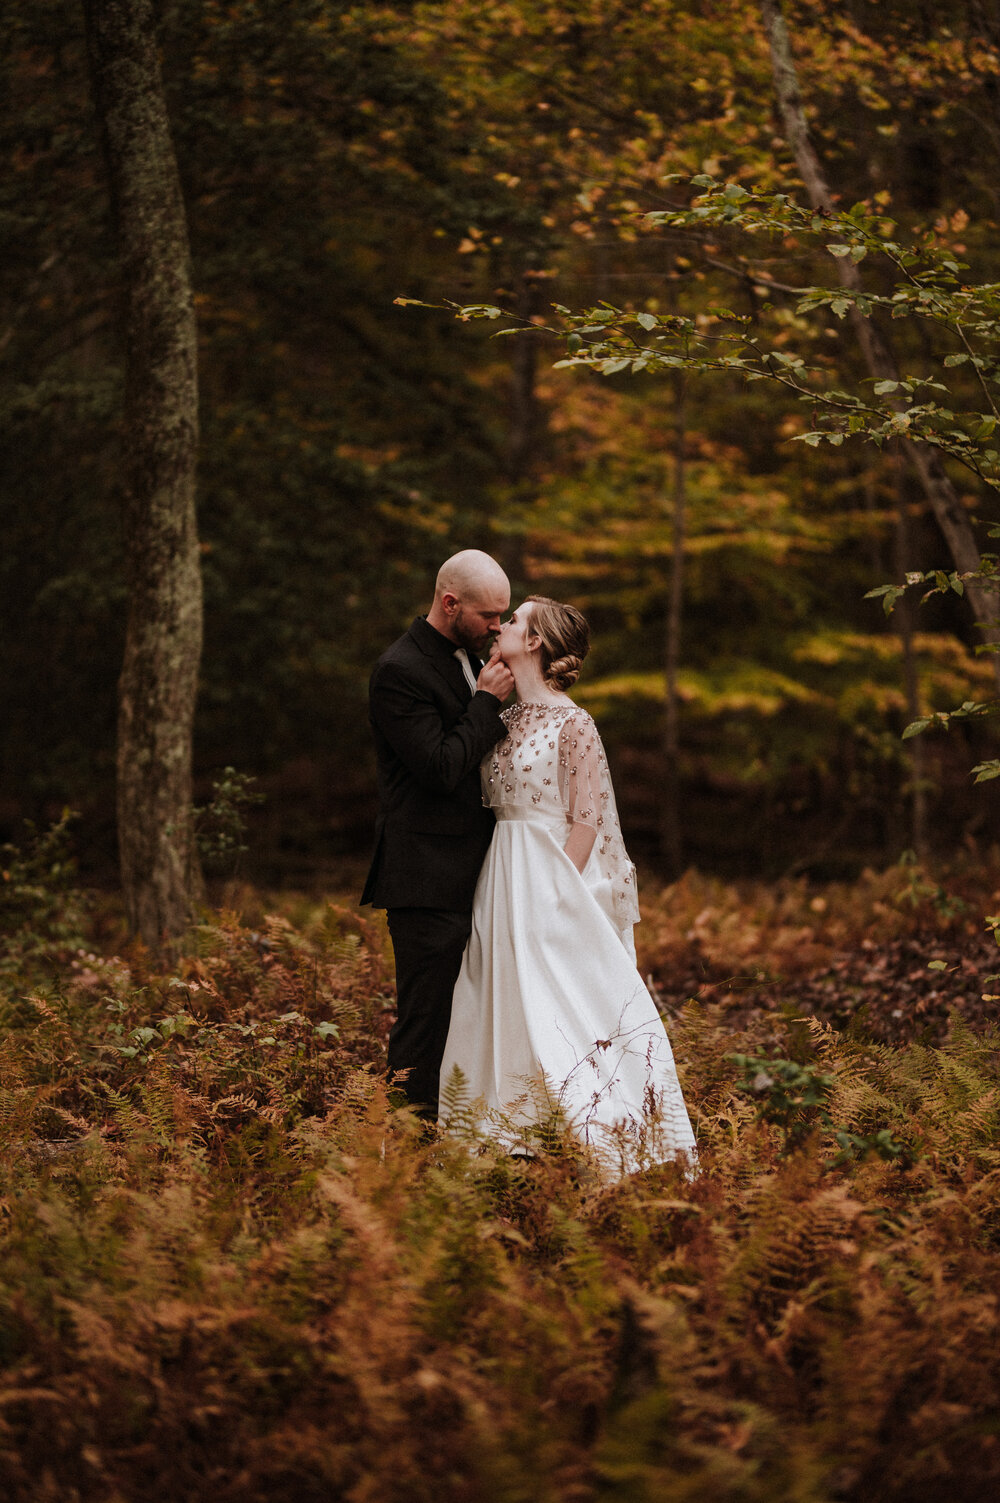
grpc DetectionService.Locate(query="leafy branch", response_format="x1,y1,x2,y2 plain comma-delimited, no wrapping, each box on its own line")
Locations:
419,175,1000,769
420,181,1000,491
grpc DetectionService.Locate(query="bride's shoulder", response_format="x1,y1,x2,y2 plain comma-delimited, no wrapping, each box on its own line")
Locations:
553,704,605,761
503,699,596,730
555,701,597,732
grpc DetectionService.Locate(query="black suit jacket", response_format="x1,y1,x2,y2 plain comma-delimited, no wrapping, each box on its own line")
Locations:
361,617,508,910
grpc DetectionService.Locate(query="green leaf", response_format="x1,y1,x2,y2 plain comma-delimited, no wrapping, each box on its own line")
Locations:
873,379,899,395
943,353,969,367
455,303,505,320
972,760,1000,783
723,183,749,202
826,243,852,257
636,312,658,331
865,583,907,614
927,960,948,971
902,717,933,739
157,1014,191,1037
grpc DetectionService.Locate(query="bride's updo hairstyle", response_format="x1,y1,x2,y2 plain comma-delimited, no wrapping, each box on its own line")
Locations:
526,595,590,691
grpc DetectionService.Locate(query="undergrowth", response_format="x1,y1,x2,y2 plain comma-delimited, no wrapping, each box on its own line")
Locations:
0,862,999,1500
634,858,995,983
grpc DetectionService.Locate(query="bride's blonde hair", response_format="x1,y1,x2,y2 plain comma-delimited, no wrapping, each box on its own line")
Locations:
526,596,590,691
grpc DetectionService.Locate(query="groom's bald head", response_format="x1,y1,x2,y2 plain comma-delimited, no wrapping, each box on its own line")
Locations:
434,549,509,606
428,549,510,653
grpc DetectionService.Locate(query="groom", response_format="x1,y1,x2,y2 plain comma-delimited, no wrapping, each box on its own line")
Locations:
361,550,515,1118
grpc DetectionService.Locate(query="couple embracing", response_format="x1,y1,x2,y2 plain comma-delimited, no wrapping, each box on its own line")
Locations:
362,550,695,1172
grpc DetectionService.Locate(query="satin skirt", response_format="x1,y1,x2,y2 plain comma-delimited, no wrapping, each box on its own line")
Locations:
439,808,696,1173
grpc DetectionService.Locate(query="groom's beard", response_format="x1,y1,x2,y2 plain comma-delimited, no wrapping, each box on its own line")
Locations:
453,612,495,657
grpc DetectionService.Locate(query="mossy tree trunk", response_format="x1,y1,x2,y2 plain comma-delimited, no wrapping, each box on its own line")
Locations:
83,0,203,947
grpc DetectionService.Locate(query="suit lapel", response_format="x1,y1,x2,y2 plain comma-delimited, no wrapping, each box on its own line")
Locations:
438,651,473,705
408,619,472,705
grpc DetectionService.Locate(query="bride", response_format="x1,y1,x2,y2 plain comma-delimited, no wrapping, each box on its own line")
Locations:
439,595,696,1174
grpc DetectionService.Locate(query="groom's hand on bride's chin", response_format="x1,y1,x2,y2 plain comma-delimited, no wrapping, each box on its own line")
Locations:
478,654,514,701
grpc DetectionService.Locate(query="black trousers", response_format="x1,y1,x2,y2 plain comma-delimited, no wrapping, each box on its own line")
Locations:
385,907,472,1118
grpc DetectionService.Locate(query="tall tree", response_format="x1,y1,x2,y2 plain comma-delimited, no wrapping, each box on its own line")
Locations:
760,0,1000,686
661,373,686,878
82,0,202,945
892,447,928,859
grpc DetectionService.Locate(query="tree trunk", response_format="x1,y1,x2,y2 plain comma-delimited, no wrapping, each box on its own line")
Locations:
508,270,543,486
499,267,546,582
893,448,929,860
661,373,686,877
761,0,1000,684
83,0,203,948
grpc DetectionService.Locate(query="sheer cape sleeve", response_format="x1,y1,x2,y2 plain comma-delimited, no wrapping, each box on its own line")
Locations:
557,708,640,939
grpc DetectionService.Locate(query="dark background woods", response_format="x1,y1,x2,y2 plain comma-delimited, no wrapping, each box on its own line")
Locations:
6,0,1000,888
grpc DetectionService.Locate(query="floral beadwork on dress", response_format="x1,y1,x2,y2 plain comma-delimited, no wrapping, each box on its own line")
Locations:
481,701,640,936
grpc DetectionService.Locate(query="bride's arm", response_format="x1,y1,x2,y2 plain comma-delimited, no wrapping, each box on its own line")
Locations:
559,711,602,873
564,820,597,873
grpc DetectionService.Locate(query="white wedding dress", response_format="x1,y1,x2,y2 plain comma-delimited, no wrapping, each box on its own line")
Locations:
439,701,696,1174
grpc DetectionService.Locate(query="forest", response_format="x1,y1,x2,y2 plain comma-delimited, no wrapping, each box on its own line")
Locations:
3,1,1000,1499
7,0,1000,888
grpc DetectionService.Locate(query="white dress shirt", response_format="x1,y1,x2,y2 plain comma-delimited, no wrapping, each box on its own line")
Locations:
454,647,478,693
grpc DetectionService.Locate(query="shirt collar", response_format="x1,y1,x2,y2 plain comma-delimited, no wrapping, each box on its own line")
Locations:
412,614,462,657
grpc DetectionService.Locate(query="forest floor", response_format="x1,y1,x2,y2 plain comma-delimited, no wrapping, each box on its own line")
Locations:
634,860,1000,1046
1,843,999,1501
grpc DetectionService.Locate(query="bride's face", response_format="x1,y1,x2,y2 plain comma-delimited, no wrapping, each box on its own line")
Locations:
495,601,538,665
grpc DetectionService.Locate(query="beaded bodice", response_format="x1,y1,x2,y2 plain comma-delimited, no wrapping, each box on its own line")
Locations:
482,701,640,936
483,702,585,818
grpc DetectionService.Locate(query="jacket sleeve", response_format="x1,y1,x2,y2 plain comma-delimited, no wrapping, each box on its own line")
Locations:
370,660,507,794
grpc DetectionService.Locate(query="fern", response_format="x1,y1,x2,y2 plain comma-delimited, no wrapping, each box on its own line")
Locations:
4,887,1000,1499
438,1063,483,1142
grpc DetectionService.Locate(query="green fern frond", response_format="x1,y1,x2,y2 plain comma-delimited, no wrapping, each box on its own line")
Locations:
438,1064,486,1142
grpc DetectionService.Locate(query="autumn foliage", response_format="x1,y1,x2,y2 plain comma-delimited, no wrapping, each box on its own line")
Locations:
5,2,1000,1488
7,0,1000,876
2,842,999,1501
